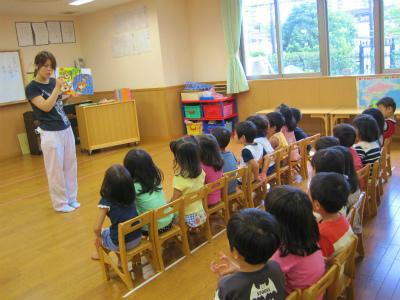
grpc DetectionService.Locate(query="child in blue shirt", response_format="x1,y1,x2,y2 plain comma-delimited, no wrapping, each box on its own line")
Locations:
92,164,142,260
211,127,238,194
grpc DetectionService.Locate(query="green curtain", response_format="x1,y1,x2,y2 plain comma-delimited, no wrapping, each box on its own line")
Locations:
221,0,249,94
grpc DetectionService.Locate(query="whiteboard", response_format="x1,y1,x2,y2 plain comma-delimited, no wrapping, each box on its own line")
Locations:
0,51,26,105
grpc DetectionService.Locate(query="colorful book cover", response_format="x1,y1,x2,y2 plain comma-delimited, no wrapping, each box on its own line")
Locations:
114,88,132,102
55,67,94,96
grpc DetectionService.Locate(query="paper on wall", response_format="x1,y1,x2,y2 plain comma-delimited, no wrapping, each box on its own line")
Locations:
46,21,62,44
15,22,34,46
61,21,76,43
32,22,49,45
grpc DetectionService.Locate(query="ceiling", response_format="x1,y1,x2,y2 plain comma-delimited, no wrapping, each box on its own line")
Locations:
0,0,135,16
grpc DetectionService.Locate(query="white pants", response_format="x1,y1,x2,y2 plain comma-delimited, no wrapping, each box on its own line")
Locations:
38,126,78,210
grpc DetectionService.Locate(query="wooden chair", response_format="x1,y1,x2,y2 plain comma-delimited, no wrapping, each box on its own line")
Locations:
288,139,305,182
204,177,228,239
301,133,321,179
348,192,367,257
276,146,292,185
302,264,339,300
327,235,358,300
383,137,393,178
223,167,249,220
182,187,211,250
368,160,381,216
380,143,389,183
286,289,301,300
265,149,279,187
98,211,160,290
153,198,190,271
356,164,371,219
378,146,386,198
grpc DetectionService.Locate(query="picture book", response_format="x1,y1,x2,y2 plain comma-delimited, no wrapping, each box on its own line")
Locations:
55,67,94,96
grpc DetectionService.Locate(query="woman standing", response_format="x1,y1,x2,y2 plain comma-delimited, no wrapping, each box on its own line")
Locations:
25,51,79,213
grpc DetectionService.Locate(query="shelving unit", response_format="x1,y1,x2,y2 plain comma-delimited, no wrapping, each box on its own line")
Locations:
181,96,238,135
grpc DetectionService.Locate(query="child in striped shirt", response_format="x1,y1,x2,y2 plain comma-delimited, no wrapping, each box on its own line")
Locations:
352,114,381,166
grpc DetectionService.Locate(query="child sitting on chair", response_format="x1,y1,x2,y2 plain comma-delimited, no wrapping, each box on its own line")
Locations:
266,111,288,151
377,97,397,140
333,124,362,171
290,107,308,141
277,104,301,162
211,208,285,300
236,121,269,182
123,149,173,236
310,172,354,259
92,165,142,260
211,127,238,194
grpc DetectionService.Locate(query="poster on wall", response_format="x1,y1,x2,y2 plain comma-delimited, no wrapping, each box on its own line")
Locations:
15,22,34,46
55,67,94,96
357,75,400,108
32,22,49,45
46,21,62,44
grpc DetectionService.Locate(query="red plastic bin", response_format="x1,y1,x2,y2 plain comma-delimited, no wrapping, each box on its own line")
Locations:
203,102,234,119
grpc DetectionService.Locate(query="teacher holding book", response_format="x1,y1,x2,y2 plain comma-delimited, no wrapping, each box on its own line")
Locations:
25,51,79,213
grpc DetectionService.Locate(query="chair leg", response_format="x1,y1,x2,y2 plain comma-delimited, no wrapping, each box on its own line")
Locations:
205,217,212,242
155,239,165,272
387,157,392,176
98,248,110,281
120,255,134,290
357,233,365,257
369,188,378,217
180,230,191,256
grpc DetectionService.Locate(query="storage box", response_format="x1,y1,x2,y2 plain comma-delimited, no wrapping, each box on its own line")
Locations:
186,122,202,135
181,92,201,101
203,102,234,119
184,105,201,119
204,121,233,134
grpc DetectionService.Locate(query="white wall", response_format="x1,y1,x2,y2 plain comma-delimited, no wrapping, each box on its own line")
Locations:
156,0,193,86
77,0,166,90
187,0,228,82
0,14,83,77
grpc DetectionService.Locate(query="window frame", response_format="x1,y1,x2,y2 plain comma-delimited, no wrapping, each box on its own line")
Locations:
240,0,399,78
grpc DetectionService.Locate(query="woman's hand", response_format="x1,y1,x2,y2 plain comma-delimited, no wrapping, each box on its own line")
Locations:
55,77,64,91
210,251,240,278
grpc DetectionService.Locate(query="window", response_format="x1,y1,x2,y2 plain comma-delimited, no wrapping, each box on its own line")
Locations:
242,0,278,76
241,0,397,77
383,0,400,70
280,0,320,74
327,0,375,75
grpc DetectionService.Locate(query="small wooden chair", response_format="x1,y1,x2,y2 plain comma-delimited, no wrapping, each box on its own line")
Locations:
204,177,228,239
265,149,279,187
368,160,380,216
380,143,389,183
383,137,393,178
289,139,305,182
286,289,301,300
327,235,358,300
301,133,321,179
348,192,366,257
356,164,371,219
302,264,339,300
98,211,160,290
153,198,190,271
276,146,292,185
223,167,249,219
182,187,211,250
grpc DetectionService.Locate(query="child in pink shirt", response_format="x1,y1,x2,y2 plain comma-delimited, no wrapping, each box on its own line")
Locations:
310,172,354,259
277,104,301,161
198,134,224,206
265,185,325,297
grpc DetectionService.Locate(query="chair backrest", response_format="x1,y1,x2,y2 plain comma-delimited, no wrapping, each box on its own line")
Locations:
223,166,248,195
327,235,358,299
346,207,356,225
356,164,371,193
302,264,339,300
265,149,279,181
118,210,153,256
154,197,183,230
286,289,301,300
371,160,380,187
276,146,290,169
204,176,226,208
183,186,207,207
303,133,321,159
350,192,366,229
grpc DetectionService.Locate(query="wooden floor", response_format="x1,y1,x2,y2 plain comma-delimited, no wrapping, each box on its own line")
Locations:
0,140,399,300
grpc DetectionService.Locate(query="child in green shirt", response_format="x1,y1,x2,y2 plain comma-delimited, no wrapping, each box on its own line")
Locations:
124,149,173,234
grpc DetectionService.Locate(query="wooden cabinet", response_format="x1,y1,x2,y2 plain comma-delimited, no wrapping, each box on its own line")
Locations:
76,101,140,154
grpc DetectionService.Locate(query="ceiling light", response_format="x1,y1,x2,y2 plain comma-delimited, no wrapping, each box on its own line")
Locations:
69,0,95,6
